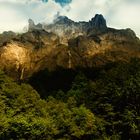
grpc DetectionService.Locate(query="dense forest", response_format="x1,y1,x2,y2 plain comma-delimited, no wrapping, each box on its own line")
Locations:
0,58,140,140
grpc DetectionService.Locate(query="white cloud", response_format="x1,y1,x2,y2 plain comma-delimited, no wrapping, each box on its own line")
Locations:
60,0,121,21
0,2,27,32
106,0,140,37
0,0,61,32
0,0,139,37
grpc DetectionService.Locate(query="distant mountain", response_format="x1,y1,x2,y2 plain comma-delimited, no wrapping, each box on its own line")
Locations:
42,14,107,44
0,14,140,80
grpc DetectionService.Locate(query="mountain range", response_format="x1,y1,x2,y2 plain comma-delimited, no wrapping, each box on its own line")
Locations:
0,14,140,80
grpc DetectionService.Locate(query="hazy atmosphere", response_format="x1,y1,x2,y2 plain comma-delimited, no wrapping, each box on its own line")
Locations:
0,0,140,36
0,0,140,139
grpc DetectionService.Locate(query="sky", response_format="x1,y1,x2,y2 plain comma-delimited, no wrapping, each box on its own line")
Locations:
0,0,140,37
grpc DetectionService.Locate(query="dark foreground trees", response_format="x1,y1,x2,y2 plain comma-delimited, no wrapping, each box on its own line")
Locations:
0,58,140,139
0,70,98,140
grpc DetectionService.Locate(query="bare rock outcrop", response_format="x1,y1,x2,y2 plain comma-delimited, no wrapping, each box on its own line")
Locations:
0,14,140,80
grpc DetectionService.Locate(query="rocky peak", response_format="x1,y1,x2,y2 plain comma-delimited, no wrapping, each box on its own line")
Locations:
53,16,74,25
90,14,107,30
28,19,43,31
28,19,35,31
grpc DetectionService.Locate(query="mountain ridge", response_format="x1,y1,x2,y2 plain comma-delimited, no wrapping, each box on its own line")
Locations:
0,14,140,80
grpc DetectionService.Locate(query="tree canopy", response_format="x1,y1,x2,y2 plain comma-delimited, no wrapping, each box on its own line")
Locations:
0,58,140,139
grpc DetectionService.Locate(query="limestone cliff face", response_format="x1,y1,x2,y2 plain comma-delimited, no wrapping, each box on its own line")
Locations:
0,29,60,79
0,14,140,80
0,42,31,79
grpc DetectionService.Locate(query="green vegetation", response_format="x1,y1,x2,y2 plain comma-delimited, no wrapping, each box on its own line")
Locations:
0,70,96,139
0,58,140,139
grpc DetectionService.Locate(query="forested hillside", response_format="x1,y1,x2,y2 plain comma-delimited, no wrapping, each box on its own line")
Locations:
0,58,140,139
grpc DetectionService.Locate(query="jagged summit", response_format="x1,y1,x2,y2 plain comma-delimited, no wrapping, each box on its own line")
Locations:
51,14,107,29
28,19,35,31
27,14,107,39
90,14,107,30
43,14,108,44
29,14,107,31
28,18,43,31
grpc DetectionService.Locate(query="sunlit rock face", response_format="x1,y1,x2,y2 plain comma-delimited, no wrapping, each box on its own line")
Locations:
0,42,31,79
0,29,61,79
0,14,140,80
0,42,29,68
